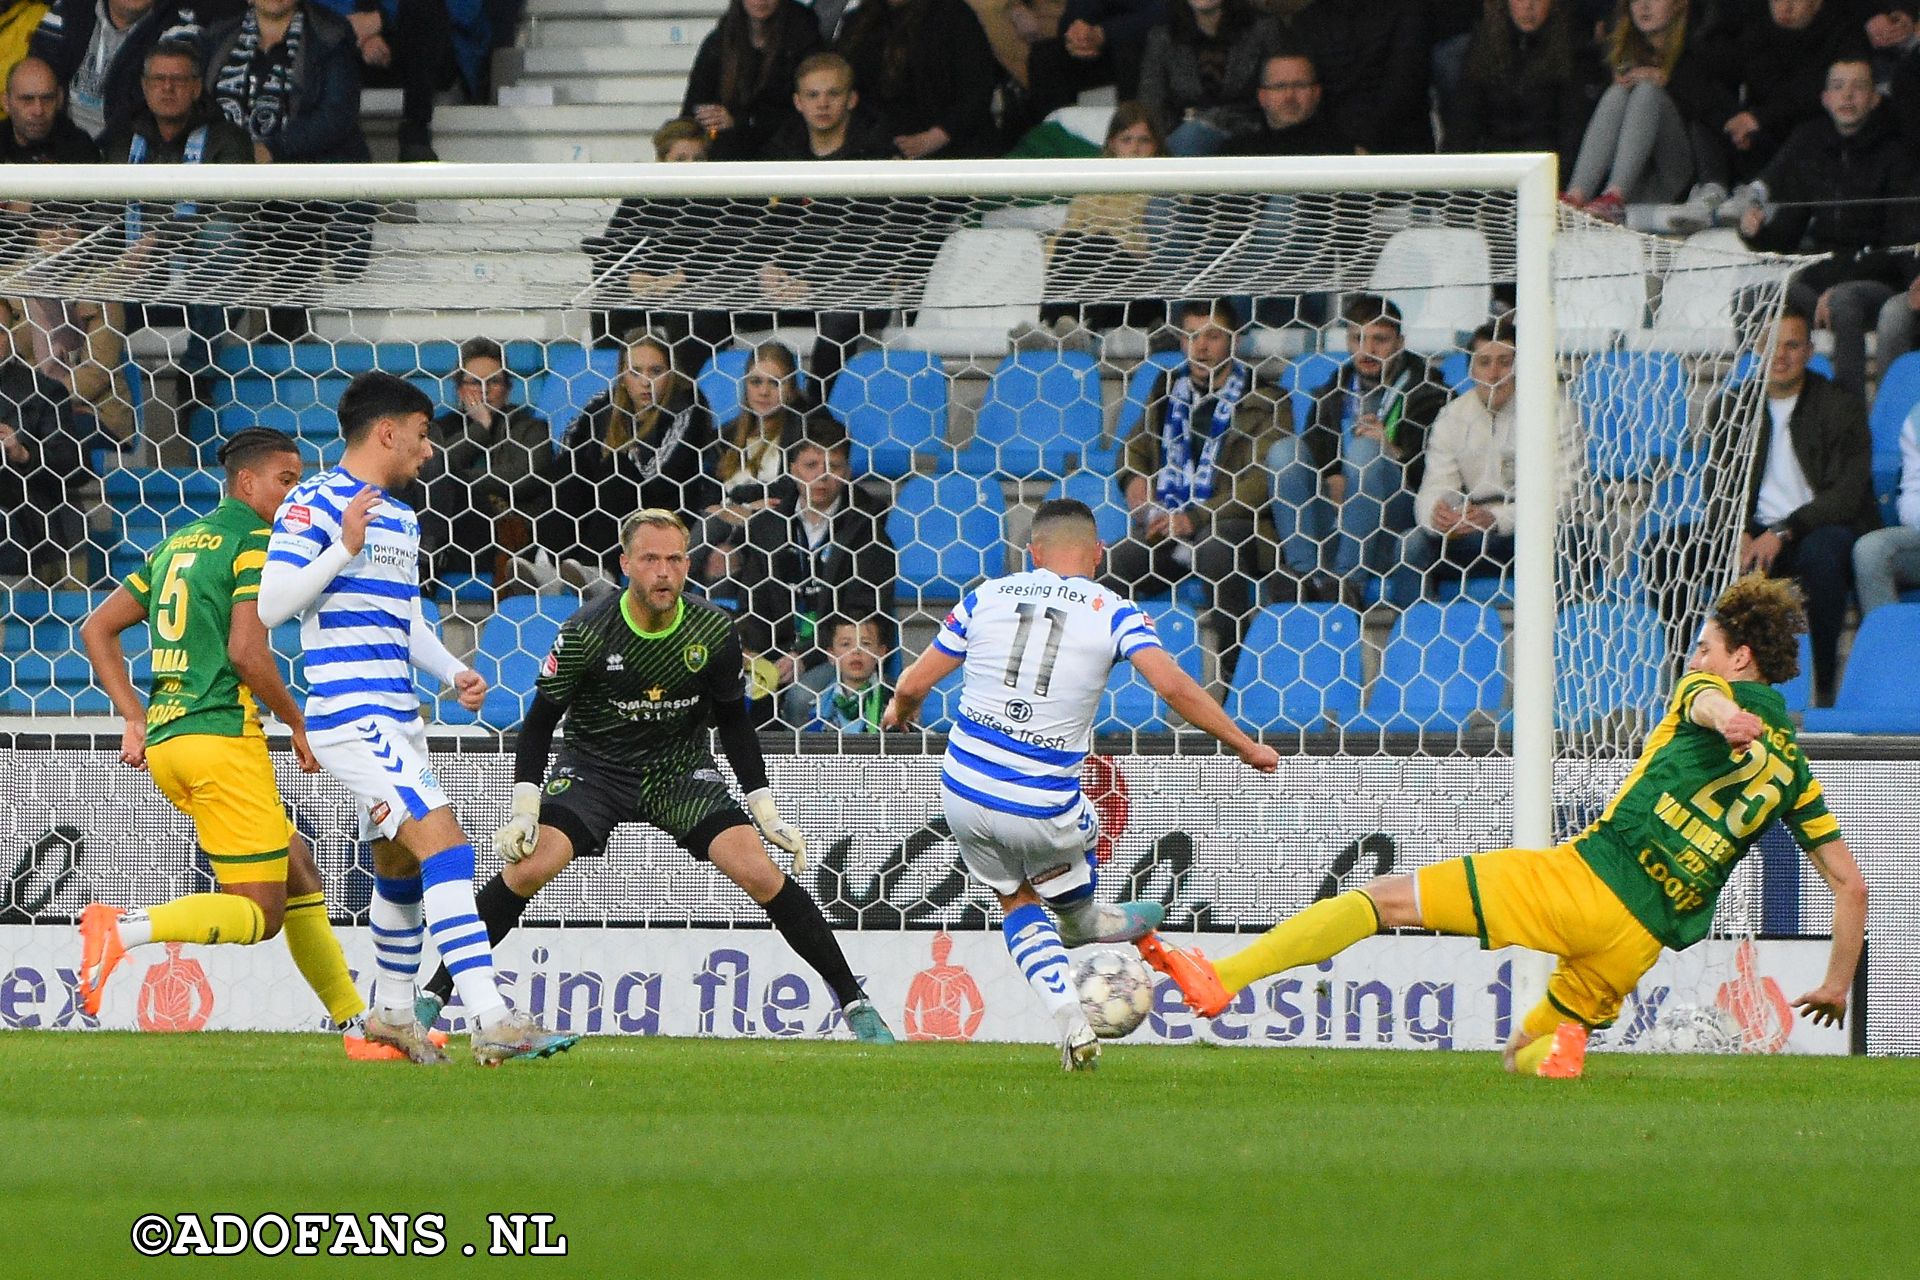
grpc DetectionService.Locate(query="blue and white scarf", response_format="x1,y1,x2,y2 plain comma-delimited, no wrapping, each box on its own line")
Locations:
1155,360,1249,510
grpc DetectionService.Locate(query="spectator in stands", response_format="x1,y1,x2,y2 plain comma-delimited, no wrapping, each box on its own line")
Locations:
1110,297,1285,680
1446,0,1597,177
1136,0,1272,155
1226,50,1353,155
204,0,369,164
420,337,553,584
318,0,455,162
0,315,85,582
1285,0,1434,154
587,119,737,373
1429,0,1482,143
525,330,720,595
1,2,49,92
28,0,199,140
836,0,998,157
779,613,891,731
684,0,824,160
1022,0,1165,118
1,53,98,159
1872,5,1920,144
1564,0,1726,223
1271,294,1450,604
1032,102,1167,338
760,50,889,158
1853,407,1920,614
0,296,134,455
710,341,834,528
1408,316,1585,602
103,40,250,162
1710,0,1864,184
1721,308,1878,704
1738,57,1919,396
734,419,896,690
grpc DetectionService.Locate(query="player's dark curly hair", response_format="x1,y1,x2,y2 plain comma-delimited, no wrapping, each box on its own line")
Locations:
216,427,299,479
1711,573,1807,685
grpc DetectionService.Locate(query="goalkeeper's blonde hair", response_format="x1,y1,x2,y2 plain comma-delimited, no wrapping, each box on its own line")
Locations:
619,508,690,551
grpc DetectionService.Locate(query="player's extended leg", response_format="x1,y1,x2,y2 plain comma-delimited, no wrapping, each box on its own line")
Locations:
359,836,448,1064
998,883,1101,1072
280,830,367,1035
1138,879,1395,1019
78,737,294,1016
704,822,897,1044
416,823,576,1028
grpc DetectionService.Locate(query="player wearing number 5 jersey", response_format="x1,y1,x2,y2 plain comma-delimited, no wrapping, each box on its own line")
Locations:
259,372,573,1066
1146,575,1868,1079
75,429,383,1055
886,499,1281,1070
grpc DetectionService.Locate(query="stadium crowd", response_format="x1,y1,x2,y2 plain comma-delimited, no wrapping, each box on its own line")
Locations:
3,0,1920,724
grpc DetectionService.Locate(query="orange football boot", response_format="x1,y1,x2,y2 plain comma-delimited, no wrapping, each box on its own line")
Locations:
77,903,129,1017
1534,1021,1590,1079
1135,932,1232,1018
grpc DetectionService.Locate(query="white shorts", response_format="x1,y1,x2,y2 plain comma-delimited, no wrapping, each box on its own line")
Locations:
942,786,1099,899
309,715,450,842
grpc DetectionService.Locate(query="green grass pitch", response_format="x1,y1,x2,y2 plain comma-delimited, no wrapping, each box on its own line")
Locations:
3,1033,1915,1279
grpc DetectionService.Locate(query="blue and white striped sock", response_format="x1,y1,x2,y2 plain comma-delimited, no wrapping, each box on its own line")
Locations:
1003,903,1077,1018
369,873,424,1014
421,842,507,1026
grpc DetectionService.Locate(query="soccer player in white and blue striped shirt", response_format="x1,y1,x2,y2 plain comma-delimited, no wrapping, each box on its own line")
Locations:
885,498,1278,1069
258,372,575,1066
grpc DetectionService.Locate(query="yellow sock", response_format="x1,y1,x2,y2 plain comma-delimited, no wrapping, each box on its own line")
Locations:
284,892,365,1026
1513,1033,1557,1075
147,894,266,947
1214,891,1381,994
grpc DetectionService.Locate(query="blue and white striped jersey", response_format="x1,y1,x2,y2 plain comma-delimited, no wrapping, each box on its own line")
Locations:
267,467,424,734
935,569,1160,818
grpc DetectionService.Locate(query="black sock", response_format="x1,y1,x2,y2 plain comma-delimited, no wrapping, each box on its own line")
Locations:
763,875,862,1007
424,872,531,1004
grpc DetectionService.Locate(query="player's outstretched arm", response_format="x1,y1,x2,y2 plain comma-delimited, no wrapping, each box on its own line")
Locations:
228,599,317,773
1795,838,1867,1027
881,646,962,730
80,586,151,768
1130,647,1279,772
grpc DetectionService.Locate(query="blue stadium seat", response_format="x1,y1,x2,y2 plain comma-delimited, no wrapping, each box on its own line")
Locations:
1347,601,1507,733
1044,471,1129,545
961,351,1104,477
698,347,812,431
438,594,582,728
1774,633,1815,715
887,472,1006,603
1576,351,1689,482
917,679,958,733
216,340,544,378
1281,351,1343,434
1098,604,1203,733
1803,604,1920,732
1112,350,1185,442
531,344,622,437
1869,354,1920,525
1433,571,1511,604
217,373,439,440
1224,604,1364,732
826,349,949,477
1556,603,1664,730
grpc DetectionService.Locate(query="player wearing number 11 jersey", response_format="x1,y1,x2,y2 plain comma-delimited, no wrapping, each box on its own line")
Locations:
885,499,1280,1070
1145,575,1869,1078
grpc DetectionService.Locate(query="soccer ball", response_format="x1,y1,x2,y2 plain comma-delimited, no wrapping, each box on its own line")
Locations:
1647,1003,1743,1054
1073,950,1156,1040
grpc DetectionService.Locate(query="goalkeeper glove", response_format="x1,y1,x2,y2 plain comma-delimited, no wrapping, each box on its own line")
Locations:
493,782,543,864
745,787,807,874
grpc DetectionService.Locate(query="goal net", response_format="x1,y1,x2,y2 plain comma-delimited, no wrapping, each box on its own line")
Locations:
0,157,1860,1054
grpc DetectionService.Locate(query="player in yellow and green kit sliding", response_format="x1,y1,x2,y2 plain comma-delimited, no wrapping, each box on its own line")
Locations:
75,428,402,1058
1142,575,1868,1078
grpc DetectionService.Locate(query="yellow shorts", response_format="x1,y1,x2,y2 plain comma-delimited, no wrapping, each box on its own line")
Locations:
146,734,294,885
1415,843,1662,1031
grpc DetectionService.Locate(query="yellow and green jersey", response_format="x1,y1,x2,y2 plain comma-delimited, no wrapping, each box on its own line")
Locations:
123,498,271,747
1573,672,1841,950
